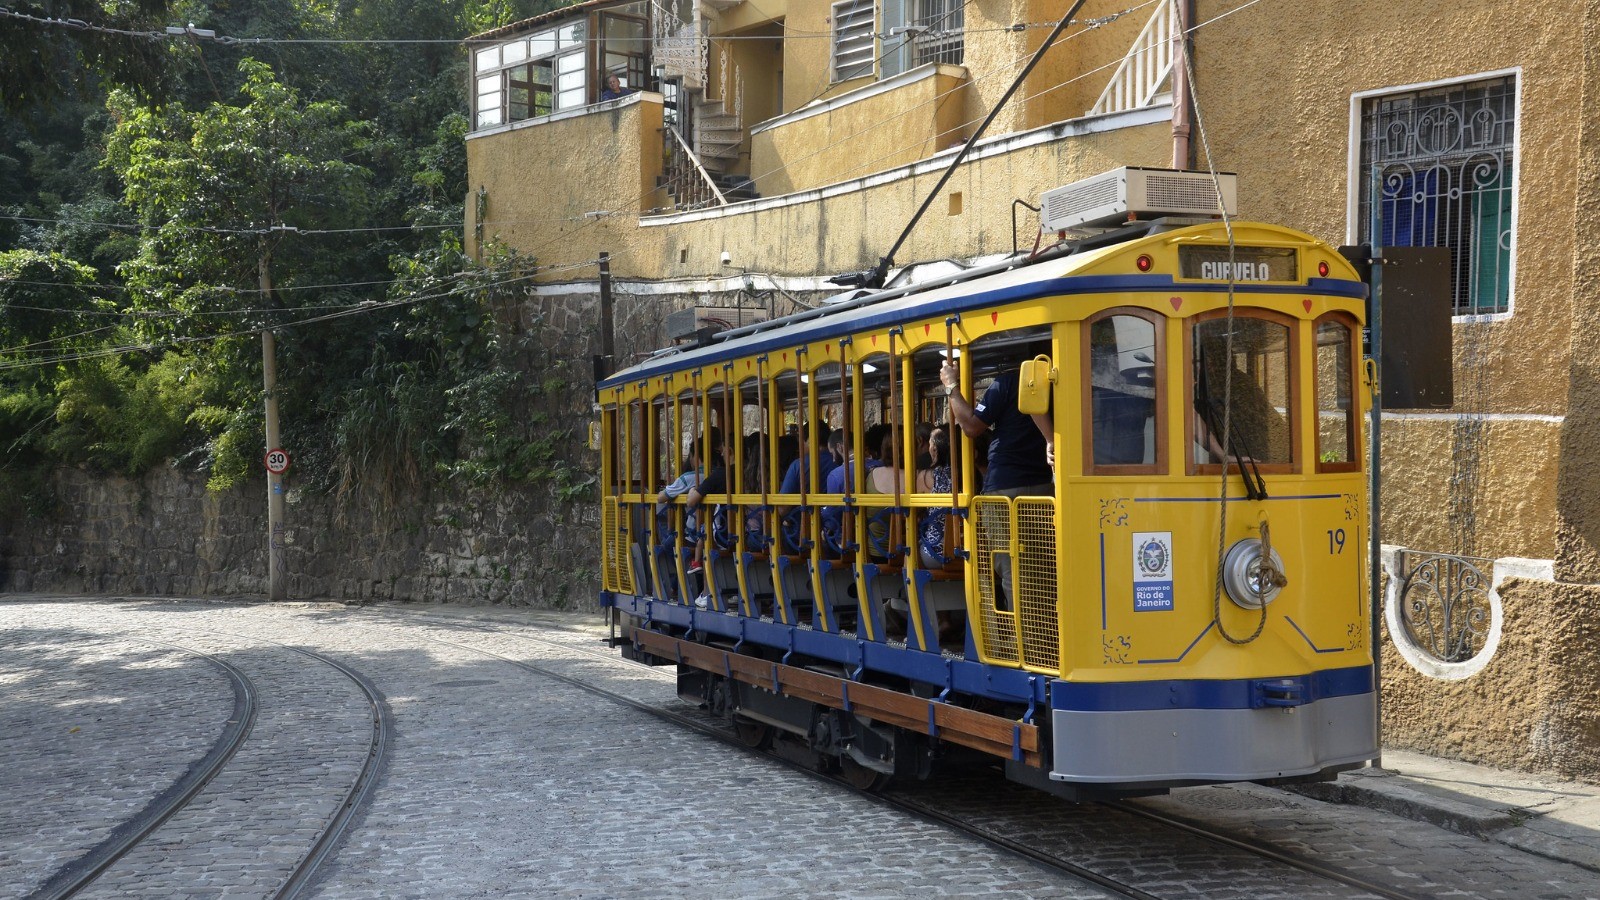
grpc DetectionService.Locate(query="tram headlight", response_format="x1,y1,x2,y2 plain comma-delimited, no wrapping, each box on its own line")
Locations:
1222,539,1287,609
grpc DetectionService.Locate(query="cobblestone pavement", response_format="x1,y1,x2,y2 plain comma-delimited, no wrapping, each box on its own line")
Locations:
3,596,1599,900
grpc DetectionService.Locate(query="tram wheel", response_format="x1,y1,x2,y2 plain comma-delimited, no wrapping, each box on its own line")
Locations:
732,716,773,750
839,754,891,792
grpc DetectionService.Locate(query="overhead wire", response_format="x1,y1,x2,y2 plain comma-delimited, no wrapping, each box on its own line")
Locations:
4,0,1277,359
0,261,574,364
0,5,1074,45
0,214,461,236
1174,4,1269,645
502,1,1152,274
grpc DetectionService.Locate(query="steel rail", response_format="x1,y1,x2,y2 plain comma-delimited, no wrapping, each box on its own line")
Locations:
269,643,392,900
1102,799,1426,900
385,622,1153,900
368,610,1433,900
30,638,258,900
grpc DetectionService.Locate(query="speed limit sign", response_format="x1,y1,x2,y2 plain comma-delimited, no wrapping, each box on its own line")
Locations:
264,448,292,474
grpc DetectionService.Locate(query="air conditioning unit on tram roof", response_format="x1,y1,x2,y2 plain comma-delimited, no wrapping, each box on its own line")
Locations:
664,305,767,342
1039,166,1238,233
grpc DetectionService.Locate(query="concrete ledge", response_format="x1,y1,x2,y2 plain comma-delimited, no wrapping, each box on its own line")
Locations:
1289,769,1518,839
1289,750,1600,874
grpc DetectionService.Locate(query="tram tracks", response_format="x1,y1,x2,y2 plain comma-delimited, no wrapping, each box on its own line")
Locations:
27,630,390,900
368,611,1428,900
31,638,258,900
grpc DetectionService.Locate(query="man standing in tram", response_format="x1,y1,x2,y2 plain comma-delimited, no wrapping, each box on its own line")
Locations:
939,353,1053,608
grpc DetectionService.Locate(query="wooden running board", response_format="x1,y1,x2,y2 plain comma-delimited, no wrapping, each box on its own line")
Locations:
631,628,1042,768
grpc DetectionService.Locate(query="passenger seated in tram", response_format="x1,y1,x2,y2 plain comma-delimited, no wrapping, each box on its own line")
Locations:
740,442,768,547
913,421,934,471
657,441,703,519
778,425,830,553
864,428,904,562
684,429,731,553
916,425,966,643
821,423,889,556
915,426,954,567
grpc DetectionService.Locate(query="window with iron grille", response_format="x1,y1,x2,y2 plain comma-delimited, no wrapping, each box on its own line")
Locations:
909,0,963,67
881,0,964,78
1354,74,1516,316
831,0,876,83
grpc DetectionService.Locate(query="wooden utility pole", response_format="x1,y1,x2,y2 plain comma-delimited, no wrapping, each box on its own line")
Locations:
260,253,287,601
598,251,615,372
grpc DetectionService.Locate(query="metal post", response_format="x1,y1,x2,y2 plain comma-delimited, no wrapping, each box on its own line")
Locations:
263,327,287,601
1170,0,1193,168
599,252,615,373
1366,168,1384,767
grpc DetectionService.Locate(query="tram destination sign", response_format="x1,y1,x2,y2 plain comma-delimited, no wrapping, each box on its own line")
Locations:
1179,245,1297,283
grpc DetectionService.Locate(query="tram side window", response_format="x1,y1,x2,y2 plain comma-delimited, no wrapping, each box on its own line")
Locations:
1315,318,1357,469
1194,317,1293,466
1087,314,1160,469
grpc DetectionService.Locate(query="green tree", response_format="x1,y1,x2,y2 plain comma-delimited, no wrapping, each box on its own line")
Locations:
0,0,173,111
102,58,378,487
106,58,375,319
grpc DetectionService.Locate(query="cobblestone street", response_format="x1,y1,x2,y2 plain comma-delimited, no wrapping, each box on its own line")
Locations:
3,596,1598,899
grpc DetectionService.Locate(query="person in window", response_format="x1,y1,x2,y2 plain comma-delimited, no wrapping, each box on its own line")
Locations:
915,425,964,642
821,422,889,553
657,441,703,533
864,428,903,561
684,429,731,565
940,354,1053,609
915,426,953,568
600,73,634,101
1089,341,1156,465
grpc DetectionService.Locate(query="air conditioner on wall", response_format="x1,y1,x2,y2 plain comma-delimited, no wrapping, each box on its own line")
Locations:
1039,166,1238,233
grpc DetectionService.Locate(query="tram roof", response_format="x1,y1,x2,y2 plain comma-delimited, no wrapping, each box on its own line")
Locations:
597,221,1358,392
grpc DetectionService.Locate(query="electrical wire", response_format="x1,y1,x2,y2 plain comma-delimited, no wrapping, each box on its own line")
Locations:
1176,11,1268,646
0,263,570,364
0,214,460,236
0,5,1073,46
499,2,1150,274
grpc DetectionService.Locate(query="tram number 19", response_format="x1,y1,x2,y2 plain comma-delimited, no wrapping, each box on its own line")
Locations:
1327,528,1346,554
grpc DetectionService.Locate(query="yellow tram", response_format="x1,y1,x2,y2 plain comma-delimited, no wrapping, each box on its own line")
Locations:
598,213,1378,795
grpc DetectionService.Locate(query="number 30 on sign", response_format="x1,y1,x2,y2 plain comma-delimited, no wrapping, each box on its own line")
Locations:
264,448,292,475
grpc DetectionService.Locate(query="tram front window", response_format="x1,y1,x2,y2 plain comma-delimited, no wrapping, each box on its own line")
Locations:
1193,316,1293,465
1088,314,1159,467
1315,318,1357,468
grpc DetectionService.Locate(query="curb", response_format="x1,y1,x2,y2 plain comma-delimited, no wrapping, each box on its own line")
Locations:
1288,773,1517,839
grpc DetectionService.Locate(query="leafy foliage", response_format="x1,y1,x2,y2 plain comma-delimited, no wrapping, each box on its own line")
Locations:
0,0,596,517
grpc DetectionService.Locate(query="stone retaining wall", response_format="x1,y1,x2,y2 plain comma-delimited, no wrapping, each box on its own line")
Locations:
0,464,600,608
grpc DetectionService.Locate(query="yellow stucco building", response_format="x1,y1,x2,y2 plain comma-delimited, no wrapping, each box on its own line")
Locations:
465,0,1600,781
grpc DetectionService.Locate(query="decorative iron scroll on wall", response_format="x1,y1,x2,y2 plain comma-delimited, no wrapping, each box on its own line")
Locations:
1382,548,1502,680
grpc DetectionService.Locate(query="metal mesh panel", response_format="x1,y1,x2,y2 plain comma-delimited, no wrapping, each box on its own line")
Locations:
617,503,636,595
1015,499,1061,673
601,497,620,591
601,498,635,594
973,497,1018,664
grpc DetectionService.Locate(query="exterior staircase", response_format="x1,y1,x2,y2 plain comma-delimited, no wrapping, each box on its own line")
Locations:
696,98,743,166
648,0,754,211
656,91,757,211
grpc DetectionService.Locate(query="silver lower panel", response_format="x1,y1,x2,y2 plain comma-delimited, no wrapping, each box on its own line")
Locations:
1050,692,1378,784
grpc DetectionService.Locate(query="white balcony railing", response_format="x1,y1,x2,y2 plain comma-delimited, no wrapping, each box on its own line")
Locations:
1088,0,1177,117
